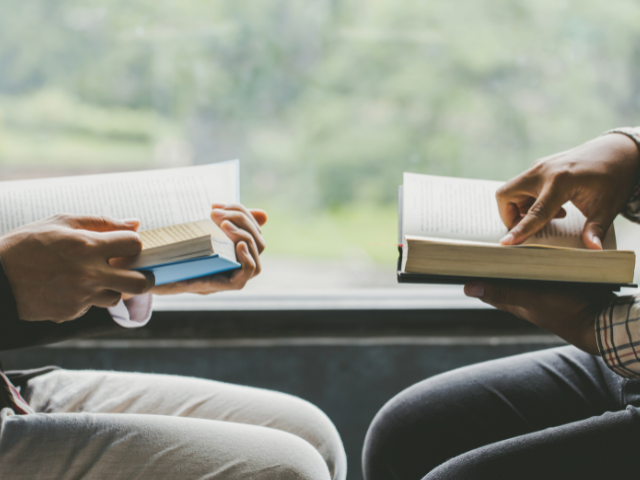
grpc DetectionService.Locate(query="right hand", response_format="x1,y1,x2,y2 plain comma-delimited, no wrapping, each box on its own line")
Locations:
0,214,154,322
496,133,640,249
150,204,267,296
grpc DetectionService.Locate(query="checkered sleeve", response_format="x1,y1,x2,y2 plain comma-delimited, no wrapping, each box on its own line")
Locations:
603,127,640,223
596,295,640,379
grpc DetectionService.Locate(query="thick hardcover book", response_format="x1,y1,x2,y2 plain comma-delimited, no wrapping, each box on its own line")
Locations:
397,173,637,289
127,219,240,285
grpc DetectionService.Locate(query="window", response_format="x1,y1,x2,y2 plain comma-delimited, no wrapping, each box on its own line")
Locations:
1,1,639,300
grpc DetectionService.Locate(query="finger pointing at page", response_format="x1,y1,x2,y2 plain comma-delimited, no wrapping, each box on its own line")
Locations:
496,134,640,248
498,186,567,246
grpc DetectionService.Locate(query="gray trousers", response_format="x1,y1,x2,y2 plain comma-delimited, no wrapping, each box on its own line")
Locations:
363,346,640,480
0,370,347,480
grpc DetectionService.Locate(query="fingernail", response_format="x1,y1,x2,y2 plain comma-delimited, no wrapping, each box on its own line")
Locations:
592,235,603,249
211,209,225,218
500,233,514,245
464,284,485,298
212,203,227,208
143,271,156,289
222,220,237,232
123,218,139,226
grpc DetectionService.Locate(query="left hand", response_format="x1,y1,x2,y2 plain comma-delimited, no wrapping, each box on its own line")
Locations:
463,282,616,354
149,204,267,296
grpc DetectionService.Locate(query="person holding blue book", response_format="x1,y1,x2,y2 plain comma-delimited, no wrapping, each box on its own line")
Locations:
0,204,346,480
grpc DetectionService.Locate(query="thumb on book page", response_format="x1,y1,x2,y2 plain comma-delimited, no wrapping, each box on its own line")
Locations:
464,283,529,308
581,211,616,250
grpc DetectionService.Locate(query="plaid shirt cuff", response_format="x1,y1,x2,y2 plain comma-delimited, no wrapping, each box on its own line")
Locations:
603,127,640,223
596,295,640,379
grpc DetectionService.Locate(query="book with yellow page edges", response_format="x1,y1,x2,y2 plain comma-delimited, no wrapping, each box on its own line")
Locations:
397,172,637,288
127,219,239,285
0,160,242,285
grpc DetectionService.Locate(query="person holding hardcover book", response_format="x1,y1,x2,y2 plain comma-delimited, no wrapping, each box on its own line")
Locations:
363,128,640,480
0,205,346,480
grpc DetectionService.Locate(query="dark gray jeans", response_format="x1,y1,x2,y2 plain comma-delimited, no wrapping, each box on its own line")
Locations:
363,346,640,480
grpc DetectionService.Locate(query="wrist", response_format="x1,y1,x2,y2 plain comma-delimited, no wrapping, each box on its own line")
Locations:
606,132,640,162
0,235,11,260
603,129,640,186
580,320,599,356
604,128,640,156
0,235,19,296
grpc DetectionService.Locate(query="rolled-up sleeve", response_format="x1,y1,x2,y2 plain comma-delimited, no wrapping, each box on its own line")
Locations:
107,294,153,329
596,295,640,379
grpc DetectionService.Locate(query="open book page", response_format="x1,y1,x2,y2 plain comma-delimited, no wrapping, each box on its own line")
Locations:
0,160,239,236
141,220,223,249
402,172,616,250
140,219,236,260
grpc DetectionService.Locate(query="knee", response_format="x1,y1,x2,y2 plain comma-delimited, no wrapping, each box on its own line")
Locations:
270,433,333,480
274,394,347,480
423,457,476,480
423,446,504,480
362,377,457,480
362,389,410,480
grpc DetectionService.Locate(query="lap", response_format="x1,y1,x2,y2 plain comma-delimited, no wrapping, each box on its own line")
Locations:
363,346,637,480
0,408,330,480
24,370,337,442
426,406,640,480
10,369,346,480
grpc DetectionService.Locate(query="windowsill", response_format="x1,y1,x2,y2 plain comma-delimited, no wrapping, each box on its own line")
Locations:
152,285,490,311
84,284,550,344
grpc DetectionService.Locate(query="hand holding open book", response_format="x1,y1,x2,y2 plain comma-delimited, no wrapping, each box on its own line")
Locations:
398,173,636,286
0,160,267,296
399,128,640,356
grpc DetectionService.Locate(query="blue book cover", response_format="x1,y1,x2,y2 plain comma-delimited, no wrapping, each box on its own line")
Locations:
136,254,241,286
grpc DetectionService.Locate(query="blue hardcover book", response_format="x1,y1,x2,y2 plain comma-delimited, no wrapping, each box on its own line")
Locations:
137,254,240,286
126,219,241,286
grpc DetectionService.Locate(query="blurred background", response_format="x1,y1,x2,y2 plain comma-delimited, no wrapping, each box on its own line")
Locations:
2,0,640,289
4,3,640,478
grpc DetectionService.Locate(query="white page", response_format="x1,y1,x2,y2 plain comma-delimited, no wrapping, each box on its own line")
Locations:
140,220,225,249
402,172,616,249
0,160,239,235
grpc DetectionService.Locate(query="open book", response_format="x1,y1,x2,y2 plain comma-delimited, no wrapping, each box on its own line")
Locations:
0,160,241,285
398,172,636,286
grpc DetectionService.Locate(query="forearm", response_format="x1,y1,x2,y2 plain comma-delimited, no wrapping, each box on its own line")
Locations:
604,127,640,223
0,258,125,351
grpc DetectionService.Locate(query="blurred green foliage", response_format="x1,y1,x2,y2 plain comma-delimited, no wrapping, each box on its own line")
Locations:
1,0,639,260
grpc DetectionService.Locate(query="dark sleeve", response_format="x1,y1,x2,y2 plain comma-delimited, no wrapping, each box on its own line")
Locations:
0,258,126,351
